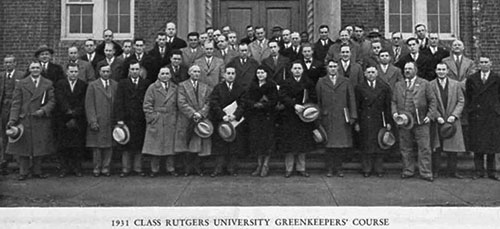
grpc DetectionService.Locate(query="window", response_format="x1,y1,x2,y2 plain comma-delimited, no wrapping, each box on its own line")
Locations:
384,0,459,39
61,0,134,40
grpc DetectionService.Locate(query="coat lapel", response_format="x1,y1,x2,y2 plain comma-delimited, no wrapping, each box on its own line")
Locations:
186,81,199,107
433,80,445,113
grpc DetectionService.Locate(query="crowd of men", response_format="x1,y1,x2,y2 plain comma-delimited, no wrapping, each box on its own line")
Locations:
0,22,499,182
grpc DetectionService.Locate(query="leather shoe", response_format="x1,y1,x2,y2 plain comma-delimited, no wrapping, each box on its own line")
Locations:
337,171,344,177
488,175,500,181
149,172,158,178
449,173,464,179
17,175,27,181
93,173,100,177
401,174,414,179
298,171,310,177
183,172,190,177
168,171,179,177
119,172,129,178
421,176,434,182
103,172,111,177
363,172,371,178
210,172,220,177
326,169,333,177
32,174,49,179
284,171,292,178
139,172,146,177
376,173,384,177
251,167,261,176
260,166,269,177
58,172,67,178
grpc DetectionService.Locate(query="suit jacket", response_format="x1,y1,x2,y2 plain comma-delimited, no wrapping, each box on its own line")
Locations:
430,78,465,152
421,46,450,66
442,55,476,85
389,45,410,64
338,60,364,87
72,60,96,82
361,54,380,70
325,41,361,63
167,64,189,85
194,56,225,89
313,38,334,62
0,69,26,112
214,48,239,65
261,54,290,85
299,58,326,85
121,52,153,80
148,44,172,82
377,64,403,90
281,45,303,61
395,52,436,81
391,77,438,125
79,52,105,69
96,40,124,57
248,39,272,64
96,57,125,82
7,76,56,157
227,57,260,90
54,78,88,147
181,46,204,66
35,62,65,83
165,36,188,54
85,78,118,148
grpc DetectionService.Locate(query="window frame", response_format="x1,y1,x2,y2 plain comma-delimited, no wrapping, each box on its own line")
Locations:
61,0,135,40
384,0,459,40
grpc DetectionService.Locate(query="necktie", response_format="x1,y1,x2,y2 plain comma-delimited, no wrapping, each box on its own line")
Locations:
70,80,76,92
7,72,11,79
482,73,487,84
33,78,38,88
88,54,92,62
228,83,232,91
105,80,109,91
160,48,165,58
406,79,411,89
206,58,211,66
273,56,278,66
221,50,226,57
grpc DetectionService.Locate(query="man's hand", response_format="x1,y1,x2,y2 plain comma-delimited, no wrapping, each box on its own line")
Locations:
90,122,100,131
446,116,456,123
354,123,360,132
32,109,44,117
227,114,236,121
66,109,74,115
294,104,305,113
193,112,202,122
6,121,15,128
423,116,430,124
386,123,391,131
222,115,230,122
437,117,445,124
117,121,125,125
392,113,399,121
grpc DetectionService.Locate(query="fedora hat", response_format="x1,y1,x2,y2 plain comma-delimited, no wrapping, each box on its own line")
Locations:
439,122,456,139
394,111,414,130
6,124,24,143
34,45,54,57
112,124,130,145
298,103,320,123
377,127,396,150
217,121,236,142
312,125,328,143
194,119,214,138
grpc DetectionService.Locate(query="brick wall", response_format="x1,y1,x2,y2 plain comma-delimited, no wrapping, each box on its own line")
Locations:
0,0,177,72
341,0,385,33
476,0,500,72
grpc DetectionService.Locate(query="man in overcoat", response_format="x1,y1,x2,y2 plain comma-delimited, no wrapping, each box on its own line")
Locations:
227,43,260,91
194,41,225,89
316,59,357,177
442,40,476,87
261,41,290,86
395,38,435,81
376,50,403,90
214,35,239,65
85,63,118,177
6,62,56,180
279,61,317,178
80,39,105,70
181,32,205,67
354,66,392,177
35,45,65,83
142,66,179,177
392,62,438,182
299,43,326,85
166,50,189,85
175,65,213,176
208,66,245,177
465,57,500,181
114,61,149,177
96,43,125,82
248,26,271,64
430,63,466,179
54,63,87,178
0,55,25,175
337,45,363,87
67,46,96,82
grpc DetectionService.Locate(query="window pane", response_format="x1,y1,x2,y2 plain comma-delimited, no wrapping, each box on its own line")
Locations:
69,5,81,15
108,15,118,32
401,0,412,14
82,5,92,15
389,0,400,14
82,15,93,33
69,15,81,33
427,15,438,33
427,0,438,14
439,0,451,14
68,0,92,2
120,0,130,14
120,16,130,33
108,0,118,15
401,15,413,33
390,15,401,32
440,15,451,33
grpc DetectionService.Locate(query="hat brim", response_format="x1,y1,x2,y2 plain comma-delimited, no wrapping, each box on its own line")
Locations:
218,121,236,142
439,123,457,139
34,48,54,57
194,119,214,138
398,111,414,130
298,103,320,123
8,124,24,143
313,125,328,143
377,127,395,150
113,125,130,145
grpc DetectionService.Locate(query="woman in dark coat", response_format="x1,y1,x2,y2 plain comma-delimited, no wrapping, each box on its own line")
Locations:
243,66,278,177
278,61,317,178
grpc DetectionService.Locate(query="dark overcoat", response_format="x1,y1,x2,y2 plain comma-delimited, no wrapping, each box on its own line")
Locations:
227,57,260,90
114,77,149,150
278,75,317,153
355,79,392,153
261,54,290,85
465,71,500,154
54,79,87,148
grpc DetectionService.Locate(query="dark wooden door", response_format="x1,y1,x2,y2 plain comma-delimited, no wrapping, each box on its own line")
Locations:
218,0,303,39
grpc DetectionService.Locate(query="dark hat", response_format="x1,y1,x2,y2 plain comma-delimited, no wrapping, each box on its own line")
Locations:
377,127,396,150
272,26,283,32
312,125,328,143
439,122,457,139
34,45,54,57
394,111,414,130
298,103,320,123
112,124,130,145
367,31,382,38
6,124,24,143
194,119,214,138
218,121,236,142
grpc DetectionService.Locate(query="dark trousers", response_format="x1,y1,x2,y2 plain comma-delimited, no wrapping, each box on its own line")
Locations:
18,156,43,176
59,147,83,173
214,154,238,173
325,148,346,172
432,148,459,176
183,153,203,174
361,153,384,174
474,153,497,176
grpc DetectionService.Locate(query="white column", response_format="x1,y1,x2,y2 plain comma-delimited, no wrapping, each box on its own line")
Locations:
313,0,341,41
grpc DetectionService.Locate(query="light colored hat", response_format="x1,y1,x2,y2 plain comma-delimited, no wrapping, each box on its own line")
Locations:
112,124,130,145
217,121,236,142
394,111,414,130
298,103,320,123
377,127,396,150
312,125,328,143
6,124,24,143
194,119,214,138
